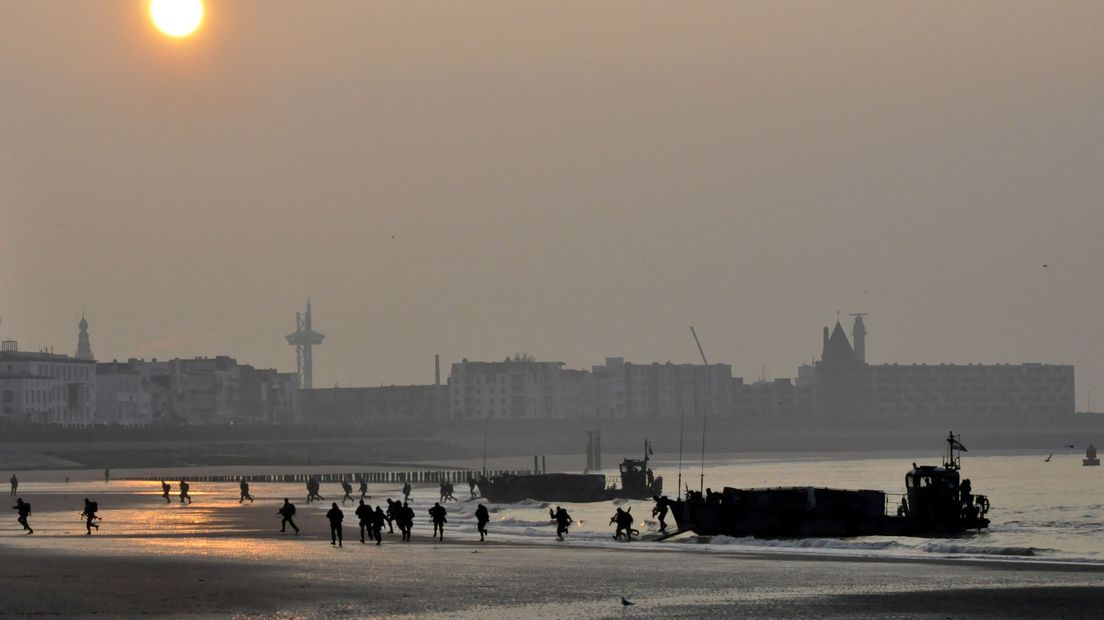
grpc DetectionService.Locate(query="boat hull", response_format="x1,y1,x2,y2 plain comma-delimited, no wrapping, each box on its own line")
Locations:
666,487,989,538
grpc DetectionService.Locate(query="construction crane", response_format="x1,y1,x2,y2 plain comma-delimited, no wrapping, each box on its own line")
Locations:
689,326,709,494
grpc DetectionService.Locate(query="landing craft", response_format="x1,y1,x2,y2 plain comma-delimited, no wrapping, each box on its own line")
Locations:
657,432,990,539
477,441,662,503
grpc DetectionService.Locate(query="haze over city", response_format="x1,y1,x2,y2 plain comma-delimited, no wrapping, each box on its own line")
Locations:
3,1,1103,396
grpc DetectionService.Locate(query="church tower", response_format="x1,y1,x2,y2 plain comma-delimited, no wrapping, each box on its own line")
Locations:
76,314,93,360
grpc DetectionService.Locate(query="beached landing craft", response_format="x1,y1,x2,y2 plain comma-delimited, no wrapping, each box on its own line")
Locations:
477,444,662,503
658,432,990,539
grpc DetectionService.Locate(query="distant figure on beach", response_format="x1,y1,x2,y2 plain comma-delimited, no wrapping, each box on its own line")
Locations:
341,480,354,505
306,478,323,504
9,474,16,496
82,498,100,535
438,481,447,503
326,502,344,547
278,498,299,534
239,480,254,504
652,496,669,532
160,480,171,503
12,498,32,534
428,502,447,540
611,507,637,541
104,468,110,483
402,482,411,502
550,506,572,541
179,480,192,504
359,479,368,500
356,500,372,544
401,501,414,542
468,477,477,500
371,506,385,545
475,503,489,541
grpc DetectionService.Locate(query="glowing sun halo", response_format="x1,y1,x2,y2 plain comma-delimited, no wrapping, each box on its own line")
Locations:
150,0,204,38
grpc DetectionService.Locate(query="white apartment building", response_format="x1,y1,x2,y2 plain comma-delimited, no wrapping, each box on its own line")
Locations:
449,357,584,419
0,348,96,425
591,357,732,419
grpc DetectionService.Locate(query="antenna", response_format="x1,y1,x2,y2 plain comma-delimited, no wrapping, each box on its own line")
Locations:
690,326,709,494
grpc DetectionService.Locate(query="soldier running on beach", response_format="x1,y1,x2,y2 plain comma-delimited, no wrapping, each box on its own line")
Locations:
278,498,299,534
400,501,414,542
306,477,324,504
475,503,489,541
610,507,637,541
239,480,254,503
371,506,385,545
326,502,344,547
82,498,100,535
550,506,572,541
428,502,447,541
402,482,411,503
385,499,401,533
160,480,171,503
468,477,477,500
179,480,192,504
356,500,372,544
12,498,32,534
652,496,669,533
341,480,354,505
9,474,16,496
359,479,368,500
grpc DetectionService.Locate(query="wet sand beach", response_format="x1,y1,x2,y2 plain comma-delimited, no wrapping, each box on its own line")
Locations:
2,477,1104,618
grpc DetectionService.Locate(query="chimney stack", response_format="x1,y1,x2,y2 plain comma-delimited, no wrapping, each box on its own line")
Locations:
852,315,867,363
434,353,441,386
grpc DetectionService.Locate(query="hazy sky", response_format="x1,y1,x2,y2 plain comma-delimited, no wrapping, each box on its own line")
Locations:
2,1,1102,402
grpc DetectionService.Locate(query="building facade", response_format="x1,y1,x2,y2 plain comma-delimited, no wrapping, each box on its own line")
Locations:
449,357,582,420
591,357,732,419
0,348,96,425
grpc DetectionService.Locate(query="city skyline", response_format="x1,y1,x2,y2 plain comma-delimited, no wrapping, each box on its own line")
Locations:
3,2,1102,400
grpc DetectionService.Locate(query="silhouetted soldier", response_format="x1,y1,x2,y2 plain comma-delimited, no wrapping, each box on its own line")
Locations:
402,482,412,502
897,496,910,517
475,503,489,541
12,498,32,534
160,480,171,503
439,481,447,503
82,498,100,535
239,480,254,504
278,498,299,534
445,482,456,502
341,480,354,505
960,479,973,519
385,499,400,533
306,477,324,503
652,496,669,532
550,506,572,541
468,477,477,500
401,501,414,542
371,505,385,545
355,499,372,543
611,507,637,541
9,474,16,496
179,480,192,504
326,502,344,547
359,479,368,500
428,502,447,540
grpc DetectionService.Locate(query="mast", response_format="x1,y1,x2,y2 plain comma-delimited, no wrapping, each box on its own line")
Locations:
677,407,685,495
690,326,709,494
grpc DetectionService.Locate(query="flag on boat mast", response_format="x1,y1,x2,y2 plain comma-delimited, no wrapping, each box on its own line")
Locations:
949,434,968,452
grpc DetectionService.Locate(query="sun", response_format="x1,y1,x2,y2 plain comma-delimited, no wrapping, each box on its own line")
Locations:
149,0,204,38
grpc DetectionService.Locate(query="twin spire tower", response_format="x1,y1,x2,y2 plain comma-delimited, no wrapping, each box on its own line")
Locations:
286,300,324,390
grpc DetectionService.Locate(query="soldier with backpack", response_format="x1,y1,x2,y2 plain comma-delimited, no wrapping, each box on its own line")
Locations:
12,498,32,534
82,498,100,535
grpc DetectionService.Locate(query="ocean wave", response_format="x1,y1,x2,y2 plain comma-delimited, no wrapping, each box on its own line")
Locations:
918,543,1047,557
687,536,903,551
